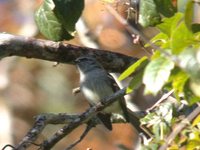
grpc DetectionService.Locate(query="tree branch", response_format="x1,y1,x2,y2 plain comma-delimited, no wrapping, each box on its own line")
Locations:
40,88,127,150
0,33,138,73
15,113,80,149
14,88,133,149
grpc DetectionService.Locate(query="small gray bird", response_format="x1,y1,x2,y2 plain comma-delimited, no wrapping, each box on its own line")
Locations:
75,56,129,130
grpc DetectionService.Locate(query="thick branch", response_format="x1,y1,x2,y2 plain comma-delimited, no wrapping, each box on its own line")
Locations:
0,33,138,73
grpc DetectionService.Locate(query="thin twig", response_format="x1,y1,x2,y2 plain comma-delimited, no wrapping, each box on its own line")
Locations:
147,90,175,112
15,113,80,149
105,5,178,62
159,104,200,150
2,144,16,150
65,122,94,150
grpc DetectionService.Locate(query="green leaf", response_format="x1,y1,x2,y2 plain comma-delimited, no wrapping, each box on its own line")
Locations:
184,80,200,104
159,121,170,139
139,0,161,27
53,0,84,33
172,70,189,98
186,140,200,150
171,22,193,54
126,70,144,94
154,0,176,17
168,145,179,150
143,57,174,95
140,112,158,125
118,56,148,81
35,0,72,41
153,123,161,140
146,33,169,48
157,13,183,37
192,114,200,127
156,102,173,124
178,47,200,81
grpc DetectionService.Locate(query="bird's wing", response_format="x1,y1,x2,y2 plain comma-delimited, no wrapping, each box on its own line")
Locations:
97,113,112,131
107,74,130,122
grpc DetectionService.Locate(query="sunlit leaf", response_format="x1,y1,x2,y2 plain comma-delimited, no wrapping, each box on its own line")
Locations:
178,47,200,81
157,13,183,36
168,145,179,150
143,57,174,95
172,70,189,98
186,140,200,150
171,22,193,54
118,56,148,81
145,32,169,48
192,114,200,127
126,70,144,94
156,102,173,123
140,112,158,125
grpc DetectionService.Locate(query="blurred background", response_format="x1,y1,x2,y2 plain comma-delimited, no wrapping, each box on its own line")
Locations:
0,0,156,149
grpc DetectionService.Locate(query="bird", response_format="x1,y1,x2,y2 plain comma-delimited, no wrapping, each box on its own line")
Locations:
75,56,129,130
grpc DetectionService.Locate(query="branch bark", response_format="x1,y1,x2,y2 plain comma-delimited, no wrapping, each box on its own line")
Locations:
0,33,138,73
15,88,127,150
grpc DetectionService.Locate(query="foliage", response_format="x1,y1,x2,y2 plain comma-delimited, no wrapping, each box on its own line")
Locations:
35,0,84,41
34,0,200,149
119,0,200,149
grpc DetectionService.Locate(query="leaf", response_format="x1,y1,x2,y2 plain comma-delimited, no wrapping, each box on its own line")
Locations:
126,70,144,94
53,0,84,33
139,0,161,27
157,13,183,37
153,0,176,17
171,22,193,54
168,145,179,150
186,140,200,150
192,114,200,127
118,56,148,81
143,57,174,95
35,0,72,41
178,47,200,81
140,112,158,125
145,32,169,48
153,123,161,140
172,70,189,98
184,80,200,104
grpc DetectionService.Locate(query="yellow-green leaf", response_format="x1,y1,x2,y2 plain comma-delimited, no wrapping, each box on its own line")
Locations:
118,56,148,81
126,70,144,94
